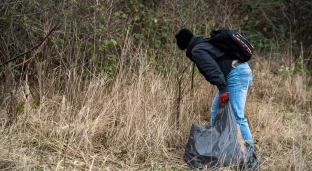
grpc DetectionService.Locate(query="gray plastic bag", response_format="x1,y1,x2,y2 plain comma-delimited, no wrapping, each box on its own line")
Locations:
184,101,259,169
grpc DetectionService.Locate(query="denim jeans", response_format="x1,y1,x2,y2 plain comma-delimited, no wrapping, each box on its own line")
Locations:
210,62,253,146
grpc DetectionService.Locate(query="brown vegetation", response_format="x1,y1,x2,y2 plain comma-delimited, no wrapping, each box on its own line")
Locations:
0,0,311,170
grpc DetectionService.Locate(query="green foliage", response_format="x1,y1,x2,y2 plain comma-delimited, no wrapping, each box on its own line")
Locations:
114,11,127,18
279,65,292,77
103,55,117,81
279,62,309,77
58,38,64,45
9,63,21,75
236,1,291,50
29,101,38,108
59,80,65,88
85,69,92,76
0,17,9,25
103,39,117,47
294,62,309,76
31,165,44,171
21,15,31,26
239,17,277,49
1,0,311,89
17,101,25,113
114,0,172,50
126,81,132,85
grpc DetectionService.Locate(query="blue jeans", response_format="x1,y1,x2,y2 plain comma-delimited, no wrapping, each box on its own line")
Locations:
210,62,253,146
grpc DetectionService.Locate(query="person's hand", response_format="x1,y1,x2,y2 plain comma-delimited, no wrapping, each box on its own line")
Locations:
219,92,229,103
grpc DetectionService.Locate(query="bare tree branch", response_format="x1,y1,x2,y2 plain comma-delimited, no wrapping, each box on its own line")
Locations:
0,20,60,67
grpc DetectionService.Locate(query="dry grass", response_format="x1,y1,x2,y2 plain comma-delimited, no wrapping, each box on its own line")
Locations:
1,0,311,170
0,49,311,171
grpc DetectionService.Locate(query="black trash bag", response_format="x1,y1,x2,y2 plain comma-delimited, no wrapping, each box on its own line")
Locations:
184,101,259,170
239,144,260,170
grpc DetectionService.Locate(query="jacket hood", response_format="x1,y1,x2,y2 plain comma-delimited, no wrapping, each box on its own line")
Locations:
186,36,207,60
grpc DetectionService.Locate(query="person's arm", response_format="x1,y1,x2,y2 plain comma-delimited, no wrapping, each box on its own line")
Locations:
191,46,228,94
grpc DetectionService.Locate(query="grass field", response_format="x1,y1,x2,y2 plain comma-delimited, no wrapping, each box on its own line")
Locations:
0,49,311,171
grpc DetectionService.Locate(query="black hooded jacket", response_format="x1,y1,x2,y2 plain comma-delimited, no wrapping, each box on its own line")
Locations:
186,36,234,94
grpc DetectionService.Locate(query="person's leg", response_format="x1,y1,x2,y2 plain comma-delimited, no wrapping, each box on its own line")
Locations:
210,92,219,125
226,62,253,146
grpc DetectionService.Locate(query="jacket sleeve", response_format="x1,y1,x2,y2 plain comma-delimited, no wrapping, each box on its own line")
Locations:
191,45,229,94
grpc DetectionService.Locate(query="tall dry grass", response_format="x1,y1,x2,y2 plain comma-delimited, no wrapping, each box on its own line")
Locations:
1,0,312,170
1,43,311,170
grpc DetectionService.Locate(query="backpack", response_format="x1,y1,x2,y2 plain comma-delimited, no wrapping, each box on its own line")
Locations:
208,28,253,62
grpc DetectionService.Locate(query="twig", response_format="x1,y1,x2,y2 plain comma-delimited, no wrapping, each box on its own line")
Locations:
175,61,197,129
0,36,10,62
176,62,181,129
0,20,60,67
191,62,195,89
